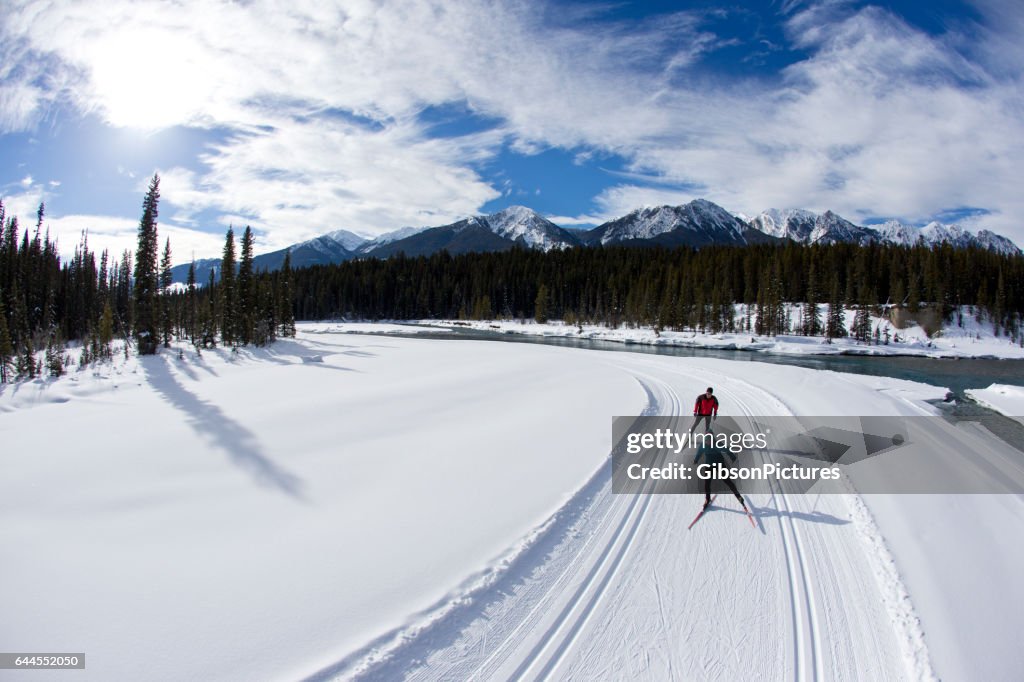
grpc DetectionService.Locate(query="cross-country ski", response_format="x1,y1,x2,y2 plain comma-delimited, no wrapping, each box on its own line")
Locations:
688,494,718,529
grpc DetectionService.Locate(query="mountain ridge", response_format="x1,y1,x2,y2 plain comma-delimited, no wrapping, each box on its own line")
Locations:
171,201,1021,282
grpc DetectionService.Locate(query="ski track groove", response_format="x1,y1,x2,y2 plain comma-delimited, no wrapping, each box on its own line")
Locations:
519,371,682,682
647,361,821,682
337,373,677,682
727,387,818,682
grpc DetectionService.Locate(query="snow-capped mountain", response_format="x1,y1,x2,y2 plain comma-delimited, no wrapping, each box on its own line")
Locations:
355,226,430,254
869,220,922,246
747,209,818,242
585,199,754,247
320,229,369,253
975,230,1020,256
919,222,976,249
365,206,581,258
746,210,1021,254
276,233,355,268
484,205,580,250
747,208,875,245
169,230,359,283
808,211,877,245
854,219,1021,255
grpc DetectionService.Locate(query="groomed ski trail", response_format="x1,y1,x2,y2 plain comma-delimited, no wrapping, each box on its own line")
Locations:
324,356,936,682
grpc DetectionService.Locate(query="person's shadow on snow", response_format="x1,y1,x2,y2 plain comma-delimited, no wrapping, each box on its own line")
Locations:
144,355,305,499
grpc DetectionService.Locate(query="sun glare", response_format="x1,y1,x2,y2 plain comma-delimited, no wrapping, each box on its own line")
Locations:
88,27,217,130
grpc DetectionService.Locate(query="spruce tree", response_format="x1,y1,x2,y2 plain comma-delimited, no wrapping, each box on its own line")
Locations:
186,261,197,344
802,260,821,336
219,227,237,346
826,277,846,340
133,174,161,354
277,252,296,338
160,237,173,348
46,335,65,377
237,226,255,344
98,302,114,359
0,296,13,382
534,283,549,323
993,269,1006,336
202,270,218,348
17,338,36,379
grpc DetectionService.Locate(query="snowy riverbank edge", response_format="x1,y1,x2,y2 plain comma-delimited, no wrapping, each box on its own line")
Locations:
311,317,1024,359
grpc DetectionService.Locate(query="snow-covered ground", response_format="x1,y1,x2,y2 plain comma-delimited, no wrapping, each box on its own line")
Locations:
413,304,1024,359
3,323,1023,681
966,384,1024,422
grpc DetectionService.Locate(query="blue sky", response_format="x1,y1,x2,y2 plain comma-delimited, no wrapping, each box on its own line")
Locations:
1,0,1022,262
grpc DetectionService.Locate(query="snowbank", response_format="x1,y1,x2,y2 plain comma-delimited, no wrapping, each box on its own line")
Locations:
965,384,1024,422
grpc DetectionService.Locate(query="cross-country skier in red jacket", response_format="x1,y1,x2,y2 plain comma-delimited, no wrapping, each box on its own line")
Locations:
690,387,718,434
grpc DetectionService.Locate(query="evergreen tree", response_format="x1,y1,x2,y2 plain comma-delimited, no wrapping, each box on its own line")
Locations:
534,283,549,323
851,305,872,343
185,261,197,343
802,260,821,336
16,338,36,379
277,252,296,338
219,227,238,345
160,237,173,348
201,270,218,348
237,226,255,344
133,174,161,354
253,279,276,346
0,296,12,382
98,302,114,359
993,269,1007,336
45,335,66,377
826,276,846,340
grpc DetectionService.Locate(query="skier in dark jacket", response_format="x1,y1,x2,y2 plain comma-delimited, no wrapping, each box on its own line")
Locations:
693,444,747,511
690,387,719,434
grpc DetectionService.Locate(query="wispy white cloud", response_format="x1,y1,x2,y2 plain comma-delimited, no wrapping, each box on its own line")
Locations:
1,0,1022,246
0,0,713,241
615,3,1024,239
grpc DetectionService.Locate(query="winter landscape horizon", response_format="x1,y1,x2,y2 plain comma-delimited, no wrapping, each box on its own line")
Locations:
3,1,1024,681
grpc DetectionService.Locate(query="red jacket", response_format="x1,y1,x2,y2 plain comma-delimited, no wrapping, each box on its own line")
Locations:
694,394,719,416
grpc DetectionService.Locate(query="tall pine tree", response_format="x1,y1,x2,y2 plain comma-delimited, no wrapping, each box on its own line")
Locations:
0,295,13,382
277,251,296,338
219,227,237,346
826,275,846,340
160,237,173,348
185,260,197,344
133,174,161,354
237,226,255,345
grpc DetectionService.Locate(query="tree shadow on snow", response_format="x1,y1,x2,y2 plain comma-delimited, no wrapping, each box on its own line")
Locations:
143,355,305,500
203,340,362,373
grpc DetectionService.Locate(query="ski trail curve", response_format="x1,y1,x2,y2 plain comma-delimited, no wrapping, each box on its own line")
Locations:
314,373,679,682
726,386,822,682
511,372,681,682
694,365,937,682
319,354,938,682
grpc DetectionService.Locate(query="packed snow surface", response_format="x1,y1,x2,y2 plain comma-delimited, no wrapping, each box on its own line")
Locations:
3,323,1023,681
